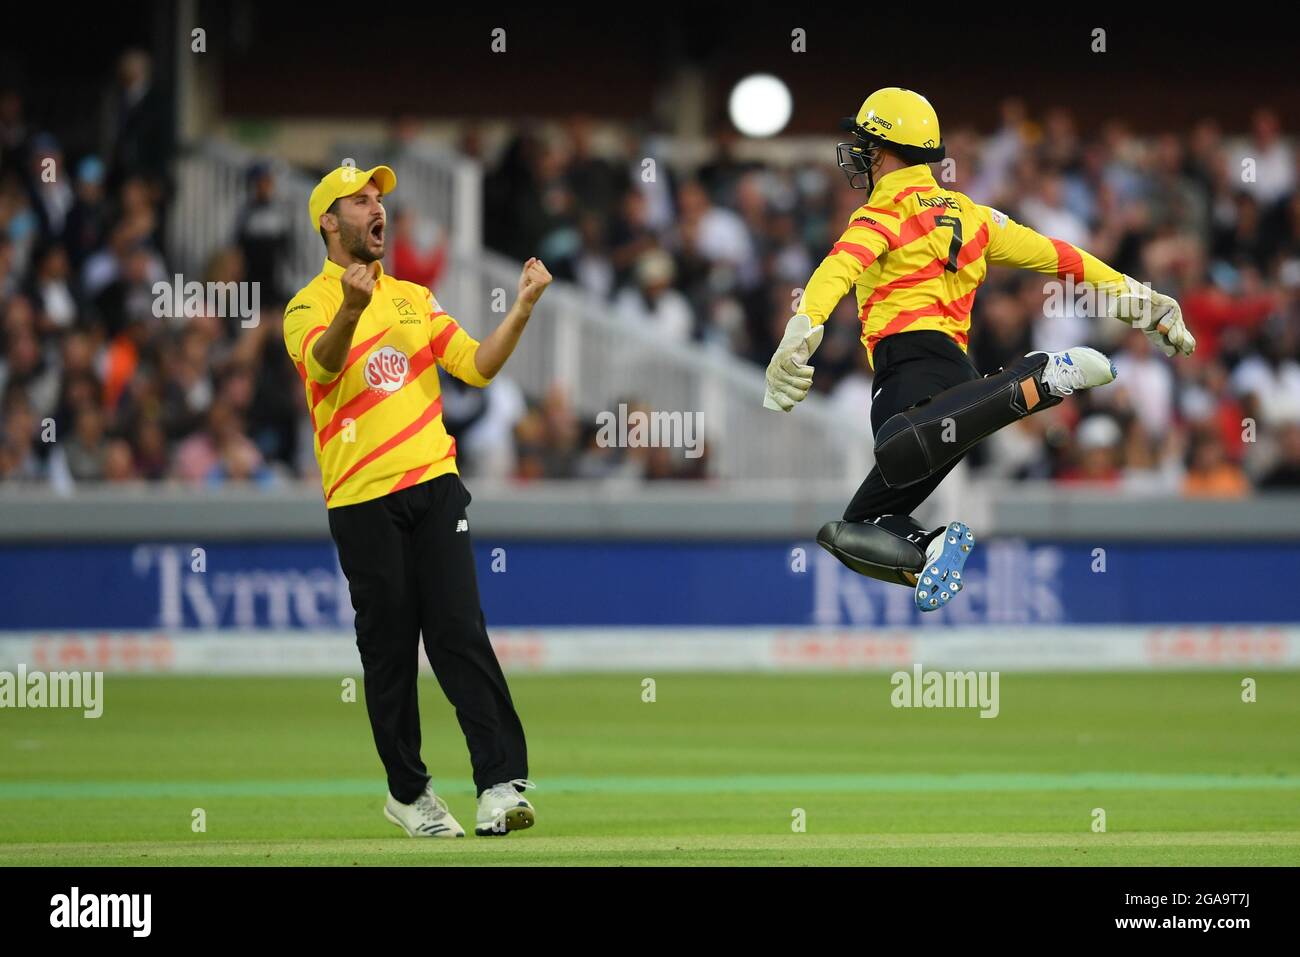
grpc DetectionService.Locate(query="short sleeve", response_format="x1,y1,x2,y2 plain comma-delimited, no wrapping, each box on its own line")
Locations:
284,293,337,383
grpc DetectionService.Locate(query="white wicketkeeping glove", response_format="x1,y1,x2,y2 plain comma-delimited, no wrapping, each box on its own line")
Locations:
763,314,825,412
1107,275,1196,358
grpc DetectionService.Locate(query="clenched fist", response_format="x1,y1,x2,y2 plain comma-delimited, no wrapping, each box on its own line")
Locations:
517,257,553,310
341,262,379,315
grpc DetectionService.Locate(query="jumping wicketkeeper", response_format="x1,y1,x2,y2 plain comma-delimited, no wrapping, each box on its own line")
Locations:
764,88,1195,611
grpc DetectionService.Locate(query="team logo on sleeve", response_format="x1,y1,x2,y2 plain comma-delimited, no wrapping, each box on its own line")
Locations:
988,207,1009,229
364,346,410,394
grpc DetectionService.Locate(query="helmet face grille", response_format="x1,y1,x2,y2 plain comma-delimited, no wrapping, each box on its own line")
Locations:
836,132,881,191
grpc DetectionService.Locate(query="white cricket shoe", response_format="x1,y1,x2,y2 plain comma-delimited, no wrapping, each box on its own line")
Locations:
384,785,465,838
475,779,537,836
1033,347,1117,398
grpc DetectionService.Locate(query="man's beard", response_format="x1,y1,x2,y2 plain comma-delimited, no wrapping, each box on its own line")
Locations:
340,220,381,263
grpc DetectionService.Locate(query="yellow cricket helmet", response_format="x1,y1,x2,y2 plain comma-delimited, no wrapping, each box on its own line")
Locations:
837,87,945,191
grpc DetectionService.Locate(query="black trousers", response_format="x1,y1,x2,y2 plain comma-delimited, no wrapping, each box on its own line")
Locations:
843,331,982,523
328,473,527,802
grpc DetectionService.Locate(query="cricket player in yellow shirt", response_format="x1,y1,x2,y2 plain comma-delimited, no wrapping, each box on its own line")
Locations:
284,164,551,837
764,88,1196,612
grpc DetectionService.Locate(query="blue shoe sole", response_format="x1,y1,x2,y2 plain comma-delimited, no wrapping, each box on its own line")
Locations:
914,521,975,613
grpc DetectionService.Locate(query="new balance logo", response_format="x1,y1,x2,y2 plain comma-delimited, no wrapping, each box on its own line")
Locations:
456,520,468,533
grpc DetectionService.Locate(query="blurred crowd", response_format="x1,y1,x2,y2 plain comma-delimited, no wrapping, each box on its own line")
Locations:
0,50,313,491
0,56,704,491
480,105,1300,495
3,71,1300,494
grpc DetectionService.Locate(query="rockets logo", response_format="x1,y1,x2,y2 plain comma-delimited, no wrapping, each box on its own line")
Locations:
363,346,409,394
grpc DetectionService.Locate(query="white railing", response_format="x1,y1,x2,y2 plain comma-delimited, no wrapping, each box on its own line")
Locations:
168,140,874,482
168,141,322,293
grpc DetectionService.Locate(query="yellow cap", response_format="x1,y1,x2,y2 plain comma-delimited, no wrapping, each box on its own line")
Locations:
308,164,397,230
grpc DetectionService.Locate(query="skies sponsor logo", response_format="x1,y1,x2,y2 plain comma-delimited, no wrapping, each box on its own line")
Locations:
364,346,409,394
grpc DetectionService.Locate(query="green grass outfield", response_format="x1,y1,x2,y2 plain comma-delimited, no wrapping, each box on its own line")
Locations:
1,672,1298,866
